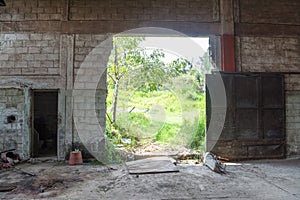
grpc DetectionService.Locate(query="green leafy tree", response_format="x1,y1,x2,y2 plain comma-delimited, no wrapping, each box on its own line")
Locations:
107,36,144,123
107,37,170,123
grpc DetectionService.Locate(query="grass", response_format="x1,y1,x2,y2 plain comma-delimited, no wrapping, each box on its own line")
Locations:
106,88,206,151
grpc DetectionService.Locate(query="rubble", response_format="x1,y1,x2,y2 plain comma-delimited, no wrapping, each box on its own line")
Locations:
203,152,226,174
1,149,20,169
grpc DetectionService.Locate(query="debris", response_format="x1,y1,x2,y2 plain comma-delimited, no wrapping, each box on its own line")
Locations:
1,162,12,168
121,138,131,144
203,152,226,174
126,156,179,175
0,185,16,192
0,148,16,154
1,151,20,166
14,167,36,176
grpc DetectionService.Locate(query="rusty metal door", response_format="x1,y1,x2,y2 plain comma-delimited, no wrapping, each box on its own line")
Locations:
206,73,285,160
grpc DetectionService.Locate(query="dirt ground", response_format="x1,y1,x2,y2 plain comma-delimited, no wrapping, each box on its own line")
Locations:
0,158,299,200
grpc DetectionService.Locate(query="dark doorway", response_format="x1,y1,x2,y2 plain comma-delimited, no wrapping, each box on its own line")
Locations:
33,91,58,157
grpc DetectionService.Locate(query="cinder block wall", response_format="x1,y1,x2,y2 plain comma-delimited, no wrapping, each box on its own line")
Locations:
0,0,299,158
234,0,300,157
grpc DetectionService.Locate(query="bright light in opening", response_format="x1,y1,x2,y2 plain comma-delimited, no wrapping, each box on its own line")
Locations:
140,37,209,64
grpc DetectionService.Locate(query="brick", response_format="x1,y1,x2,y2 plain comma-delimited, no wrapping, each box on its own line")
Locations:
0,14,12,21
7,68,22,74
35,41,49,47
11,14,25,21
28,47,41,54
0,55,9,61
31,7,45,14
22,54,35,61
4,34,17,40
24,13,38,20
40,61,54,68
21,68,35,74
15,47,28,54
47,54,59,60
41,47,55,54
12,0,26,7
34,54,48,61
14,61,27,68
50,14,62,20
34,68,48,74
38,13,51,20
48,68,60,74
29,61,41,68
38,0,51,7
42,34,56,40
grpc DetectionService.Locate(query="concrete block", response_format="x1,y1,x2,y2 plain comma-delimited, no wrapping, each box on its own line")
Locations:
42,34,56,40
0,55,9,61
30,34,43,41
24,13,38,20
15,47,28,54
15,34,30,40
28,47,41,54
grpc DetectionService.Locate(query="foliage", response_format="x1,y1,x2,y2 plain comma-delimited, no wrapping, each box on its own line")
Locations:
155,123,180,143
124,50,170,92
105,37,214,153
169,58,192,75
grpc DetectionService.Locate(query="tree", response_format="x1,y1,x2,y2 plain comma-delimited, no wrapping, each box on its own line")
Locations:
107,37,169,123
107,36,144,123
126,50,171,92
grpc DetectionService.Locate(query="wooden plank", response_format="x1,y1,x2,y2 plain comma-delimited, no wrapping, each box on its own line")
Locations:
126,157,179,175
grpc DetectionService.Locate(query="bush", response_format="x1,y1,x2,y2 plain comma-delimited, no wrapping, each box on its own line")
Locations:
155,123,180,143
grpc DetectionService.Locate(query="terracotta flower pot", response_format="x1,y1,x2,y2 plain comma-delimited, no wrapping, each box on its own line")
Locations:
69,151,83,165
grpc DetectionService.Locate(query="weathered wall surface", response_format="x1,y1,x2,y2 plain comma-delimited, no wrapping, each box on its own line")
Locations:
0,88,24,154
236,37,300,73
234,0,300,157
69,0,219,22
0,0,65,21
0,33,60,76
239,0,300,25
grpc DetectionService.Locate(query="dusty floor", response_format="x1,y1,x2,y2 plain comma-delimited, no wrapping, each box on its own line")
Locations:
0,158,299,200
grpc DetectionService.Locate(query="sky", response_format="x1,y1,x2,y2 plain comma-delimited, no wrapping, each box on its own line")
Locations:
140,37,209,64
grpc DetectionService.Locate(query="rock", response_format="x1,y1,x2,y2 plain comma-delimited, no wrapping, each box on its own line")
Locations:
203,152,226,174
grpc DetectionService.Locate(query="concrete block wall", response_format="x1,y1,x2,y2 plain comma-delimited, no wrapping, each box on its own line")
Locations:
0,33,61,76
69,0,219,22
235,0,300,157
0,88,24,154
285,75,300,157
239,0,300,25
237,37,300,72
0,0,64,21
73,34,111,142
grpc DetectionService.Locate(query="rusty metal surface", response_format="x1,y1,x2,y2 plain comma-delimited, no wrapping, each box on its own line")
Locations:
206,72,285,160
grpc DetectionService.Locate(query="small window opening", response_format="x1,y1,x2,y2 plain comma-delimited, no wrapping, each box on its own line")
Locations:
7,115,16,123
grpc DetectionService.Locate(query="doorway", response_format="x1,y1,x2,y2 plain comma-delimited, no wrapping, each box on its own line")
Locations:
105,36,212,161
33,91,58,157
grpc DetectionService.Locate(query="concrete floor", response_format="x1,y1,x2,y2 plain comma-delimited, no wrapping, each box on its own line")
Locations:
0,158,299,199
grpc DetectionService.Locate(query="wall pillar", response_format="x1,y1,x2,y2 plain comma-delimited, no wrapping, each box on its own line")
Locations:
220,0,235,72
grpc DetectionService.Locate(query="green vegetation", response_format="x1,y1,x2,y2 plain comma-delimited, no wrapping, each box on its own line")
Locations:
105,36,213,153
